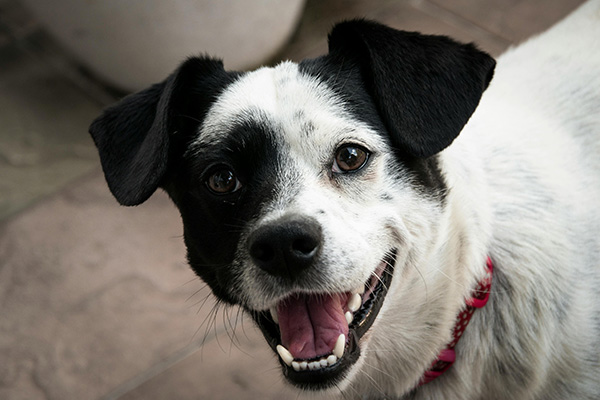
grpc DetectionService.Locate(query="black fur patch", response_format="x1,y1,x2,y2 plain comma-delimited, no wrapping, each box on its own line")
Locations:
89,56,238,206
169,115,286,304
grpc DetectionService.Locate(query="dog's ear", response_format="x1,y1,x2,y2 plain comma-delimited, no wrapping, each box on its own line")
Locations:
328,19,495,158
89,57,227,206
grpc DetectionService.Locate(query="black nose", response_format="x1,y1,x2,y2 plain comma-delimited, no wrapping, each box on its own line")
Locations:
247,215,322,280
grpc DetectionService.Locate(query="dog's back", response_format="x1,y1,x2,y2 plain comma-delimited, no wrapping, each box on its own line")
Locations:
438,1,600,398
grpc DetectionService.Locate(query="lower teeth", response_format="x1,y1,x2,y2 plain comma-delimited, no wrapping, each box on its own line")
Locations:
292,354,338,371
278,334,346,371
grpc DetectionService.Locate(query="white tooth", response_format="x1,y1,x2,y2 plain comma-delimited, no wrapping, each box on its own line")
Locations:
270,307,278,324
308,361,320,370
355,285,365,295
327,355,337,366
333,334,345,358
292,361,300,371
299,361,308,370
320,358,328,367
348,293,362,312
276,345,294,366
345,311,353,324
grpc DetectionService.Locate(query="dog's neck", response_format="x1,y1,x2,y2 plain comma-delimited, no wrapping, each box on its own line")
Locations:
418,256,494,386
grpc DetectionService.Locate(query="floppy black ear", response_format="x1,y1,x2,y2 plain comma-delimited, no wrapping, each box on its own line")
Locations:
89,57,227,206
328,20,495,158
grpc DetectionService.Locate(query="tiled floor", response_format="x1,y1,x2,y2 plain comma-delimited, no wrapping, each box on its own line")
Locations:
0,0,585,399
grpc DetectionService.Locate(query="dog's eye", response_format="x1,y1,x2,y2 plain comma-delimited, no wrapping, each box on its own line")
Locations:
333,145,369,173
206,168,242,194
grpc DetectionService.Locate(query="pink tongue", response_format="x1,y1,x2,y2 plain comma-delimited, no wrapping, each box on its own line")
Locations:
277,293,350,360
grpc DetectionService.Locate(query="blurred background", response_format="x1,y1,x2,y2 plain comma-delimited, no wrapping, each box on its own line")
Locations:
0,0,585,399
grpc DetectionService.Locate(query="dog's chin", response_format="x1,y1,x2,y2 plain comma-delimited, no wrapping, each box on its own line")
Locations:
250,249,396,391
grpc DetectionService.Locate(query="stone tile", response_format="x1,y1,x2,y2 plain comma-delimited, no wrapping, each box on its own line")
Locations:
426,0,586,44
116,326,301,400
0,172,214,399
0,43,102,221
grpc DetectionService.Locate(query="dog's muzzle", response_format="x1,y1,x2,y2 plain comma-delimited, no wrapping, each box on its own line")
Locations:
246,214,396,390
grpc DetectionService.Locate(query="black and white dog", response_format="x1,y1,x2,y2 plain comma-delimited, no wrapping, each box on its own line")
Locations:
89,1,600,398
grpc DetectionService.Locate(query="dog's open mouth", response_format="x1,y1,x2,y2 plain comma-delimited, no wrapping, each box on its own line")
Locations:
252,250,396,389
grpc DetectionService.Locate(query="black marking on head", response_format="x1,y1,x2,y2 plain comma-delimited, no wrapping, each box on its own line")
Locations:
380,193,393,201
277,74,292,86
291,109,316,137
293,110,306,121
301,120,316,137
168,115,291,304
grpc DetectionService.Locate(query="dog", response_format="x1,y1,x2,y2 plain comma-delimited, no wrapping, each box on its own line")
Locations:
89,1,600,398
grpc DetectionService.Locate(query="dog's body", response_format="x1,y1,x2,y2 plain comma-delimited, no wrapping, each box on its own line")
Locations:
90,1,600,399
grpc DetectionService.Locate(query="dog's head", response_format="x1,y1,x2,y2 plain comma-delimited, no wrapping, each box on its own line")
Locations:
90,20,494,394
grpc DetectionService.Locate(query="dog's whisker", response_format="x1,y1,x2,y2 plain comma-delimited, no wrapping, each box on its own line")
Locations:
239,311,253,342
428,266,509,296
359,357,397,381
349,365,389,400
227,308,250,356
176,113,203,123
189,290,215,313
222,306,236,350
192,301,223,360
223,305,251,356
333,381,354,400
412,263,429,303
185,284,209,303
181,276,203,287
233,307,250,344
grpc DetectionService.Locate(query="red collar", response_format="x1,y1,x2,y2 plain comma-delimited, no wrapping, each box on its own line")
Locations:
419,256,494,386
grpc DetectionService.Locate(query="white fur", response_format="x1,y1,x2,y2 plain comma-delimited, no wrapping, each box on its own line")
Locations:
196,2,600,398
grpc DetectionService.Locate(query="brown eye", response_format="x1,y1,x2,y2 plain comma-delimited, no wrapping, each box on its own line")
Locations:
206,168,241,194
334,145,369,173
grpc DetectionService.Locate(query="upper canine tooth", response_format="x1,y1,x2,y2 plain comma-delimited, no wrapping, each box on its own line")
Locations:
270,307,278,324
333,334,345,358
355,285,365,295
348,293,362,312
276,345,294,366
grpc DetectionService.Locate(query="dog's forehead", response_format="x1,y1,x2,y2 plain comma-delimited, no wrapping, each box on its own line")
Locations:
195,61,379,150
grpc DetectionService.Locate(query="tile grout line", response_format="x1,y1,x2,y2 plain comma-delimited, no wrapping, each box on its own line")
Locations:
412,0,514,49
99,332,223,400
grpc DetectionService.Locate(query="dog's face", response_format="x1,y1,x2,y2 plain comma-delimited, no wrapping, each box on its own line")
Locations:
90,20,494,393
